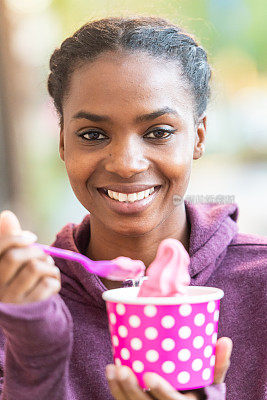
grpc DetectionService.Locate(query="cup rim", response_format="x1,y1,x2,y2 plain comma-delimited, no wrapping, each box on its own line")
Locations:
102,286,224,305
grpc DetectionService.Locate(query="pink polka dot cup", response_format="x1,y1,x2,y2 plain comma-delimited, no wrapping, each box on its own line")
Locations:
102,286,224,390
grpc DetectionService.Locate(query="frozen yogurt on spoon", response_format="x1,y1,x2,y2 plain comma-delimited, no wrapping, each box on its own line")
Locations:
33,244,146,281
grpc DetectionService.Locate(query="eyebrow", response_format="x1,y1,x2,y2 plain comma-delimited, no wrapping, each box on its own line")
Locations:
71,107,181,123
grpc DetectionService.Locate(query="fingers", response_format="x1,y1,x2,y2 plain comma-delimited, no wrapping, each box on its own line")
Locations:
1,259,60,303
24,276,61,303
106,365,200,400
0,246,48,288
0,210,61,304
106,365,149,400
143,373,186,400
213,337,233,384
0,210,22,235
0,210,37,256
0,231,37,256
106,365,128,400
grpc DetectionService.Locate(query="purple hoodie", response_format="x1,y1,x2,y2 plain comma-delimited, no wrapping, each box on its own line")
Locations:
0,202,266,400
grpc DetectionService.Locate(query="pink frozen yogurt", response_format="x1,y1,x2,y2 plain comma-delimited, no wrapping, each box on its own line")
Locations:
138,238,190,297
108,257,146,280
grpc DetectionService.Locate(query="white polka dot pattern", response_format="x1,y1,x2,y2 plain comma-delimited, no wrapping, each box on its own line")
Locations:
179,304,192,316
107,299,220,390
178,348,191,362
130,337,142,350
193,336,204,349
207,301,215,313
162,361,175,373
179,326,191,339
132,360,144,373
161,338,175,351
121,348,130,360
144,305,157,317
178,371,190,384
202,368,211,380
109,313,116,325
194,313,205,326
116,303,126,315
145,327,158,340
210,355,216,367
212,332,218,345
146,350,159,362
192,358,203,371
161,315,175,328
205,323,214,335
129,315,141,328
118,325,128,338
112,335,119,347
204,345,213,358
214,310,219,321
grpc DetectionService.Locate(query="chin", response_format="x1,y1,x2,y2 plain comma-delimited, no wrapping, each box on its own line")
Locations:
109,216,162,237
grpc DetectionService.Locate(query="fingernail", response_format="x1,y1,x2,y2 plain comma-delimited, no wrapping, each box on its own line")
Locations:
21,231,37,242
0,210,21,235
118,367,128,381
0,210,16,221
144,373,157,389
106,364,115,380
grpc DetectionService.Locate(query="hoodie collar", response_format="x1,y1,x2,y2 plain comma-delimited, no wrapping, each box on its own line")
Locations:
185,202,238,284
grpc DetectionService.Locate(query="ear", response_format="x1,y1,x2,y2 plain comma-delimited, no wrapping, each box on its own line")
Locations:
193,114,206,160
59,128,65,161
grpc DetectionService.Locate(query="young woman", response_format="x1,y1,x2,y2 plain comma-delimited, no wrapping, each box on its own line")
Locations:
0,16,266,400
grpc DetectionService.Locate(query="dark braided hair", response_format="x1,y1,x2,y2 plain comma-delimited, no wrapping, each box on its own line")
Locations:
47,16,211,127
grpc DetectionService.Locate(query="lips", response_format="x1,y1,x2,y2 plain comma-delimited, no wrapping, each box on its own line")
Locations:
97,185,161,215
97,184,162,194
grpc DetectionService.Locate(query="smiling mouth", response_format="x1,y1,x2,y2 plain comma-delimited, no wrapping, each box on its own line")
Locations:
97,185,161,203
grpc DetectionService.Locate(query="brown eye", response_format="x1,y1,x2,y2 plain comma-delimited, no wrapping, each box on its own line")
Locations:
145,129,176,140
78,130,106,141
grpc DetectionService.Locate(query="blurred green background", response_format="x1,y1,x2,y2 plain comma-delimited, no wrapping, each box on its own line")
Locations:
0,0,266,242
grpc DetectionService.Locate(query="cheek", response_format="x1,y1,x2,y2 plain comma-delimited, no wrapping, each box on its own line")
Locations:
64,149,97,186
159,138,194,184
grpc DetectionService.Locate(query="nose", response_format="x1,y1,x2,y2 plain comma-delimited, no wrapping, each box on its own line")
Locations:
104,136,149,178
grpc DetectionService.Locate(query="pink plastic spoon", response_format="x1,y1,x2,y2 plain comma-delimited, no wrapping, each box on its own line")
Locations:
33,244,146,281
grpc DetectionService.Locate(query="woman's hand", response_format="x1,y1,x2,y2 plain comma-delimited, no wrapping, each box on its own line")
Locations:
106,337,232,399
0,210,61,304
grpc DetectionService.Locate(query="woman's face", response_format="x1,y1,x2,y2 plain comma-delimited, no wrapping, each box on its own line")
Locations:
60,51,205,236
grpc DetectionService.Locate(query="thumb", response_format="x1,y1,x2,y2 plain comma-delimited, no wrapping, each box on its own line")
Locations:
0,210,22,236
213,337,233,384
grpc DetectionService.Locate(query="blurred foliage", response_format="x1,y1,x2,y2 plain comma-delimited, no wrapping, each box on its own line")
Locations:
51,0,267,71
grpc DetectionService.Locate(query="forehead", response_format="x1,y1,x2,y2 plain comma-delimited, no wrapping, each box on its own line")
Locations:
63,51,194,120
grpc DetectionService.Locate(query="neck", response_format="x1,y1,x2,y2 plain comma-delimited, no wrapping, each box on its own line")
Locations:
86,203,190,269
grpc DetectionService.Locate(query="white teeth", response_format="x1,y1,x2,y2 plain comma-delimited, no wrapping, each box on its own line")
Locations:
137,191,145,200
113,191,119,200
127,193,138,202
144,189,150,198
118,193,128,202
107,190,114,199
105,187,157,202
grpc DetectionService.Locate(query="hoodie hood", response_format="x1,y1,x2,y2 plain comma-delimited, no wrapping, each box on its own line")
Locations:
52,201,239,307
186,202,238,286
